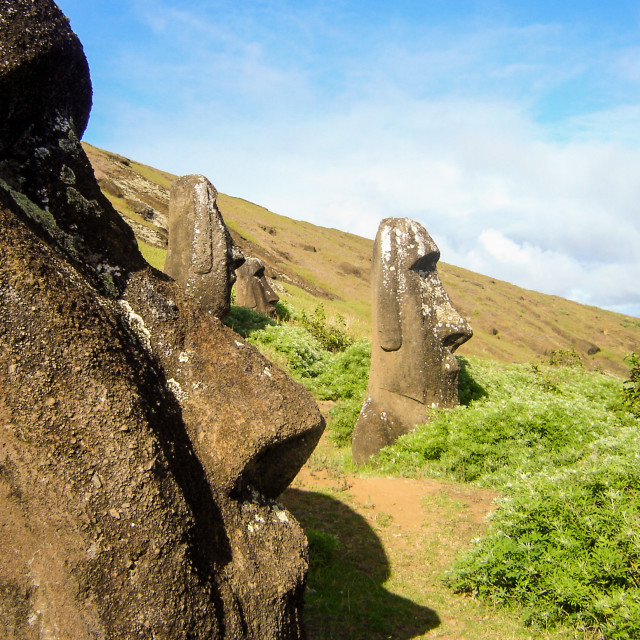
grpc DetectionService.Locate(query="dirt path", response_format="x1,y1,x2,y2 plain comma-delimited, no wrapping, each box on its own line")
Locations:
280,457,519,640
289,465,498,534
280,436,574,640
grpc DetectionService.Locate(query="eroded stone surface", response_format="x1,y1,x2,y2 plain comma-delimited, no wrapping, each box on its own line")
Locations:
352,217,472,464
0,2,324,638
0,0,144,296
235,256,280,317
165,174,244,318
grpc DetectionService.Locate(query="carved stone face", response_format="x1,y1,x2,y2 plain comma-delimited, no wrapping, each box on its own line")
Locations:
165,174,245,318
235,257,280,317
375,218,472,403
352,217,472,463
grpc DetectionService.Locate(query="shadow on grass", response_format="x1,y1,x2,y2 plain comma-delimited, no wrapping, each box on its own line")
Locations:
457,357,488,405
281,488,440,640
224,305,276,337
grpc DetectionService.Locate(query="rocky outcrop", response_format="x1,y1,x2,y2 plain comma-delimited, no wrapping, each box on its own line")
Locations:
352,218,472,464
0,0,144,295
235,256,280,317
165,174,244,318
0,2,324,638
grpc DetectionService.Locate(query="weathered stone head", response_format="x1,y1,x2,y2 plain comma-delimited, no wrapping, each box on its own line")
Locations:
352,217,472,464
164,174,244,318
235,256,280,317
0,2,323,638
0,0,144,294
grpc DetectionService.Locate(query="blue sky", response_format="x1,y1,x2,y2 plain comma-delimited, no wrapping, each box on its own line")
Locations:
56,0,640,317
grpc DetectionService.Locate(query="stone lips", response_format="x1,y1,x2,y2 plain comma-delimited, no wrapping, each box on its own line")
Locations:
0,1,324,638
352,217,472,464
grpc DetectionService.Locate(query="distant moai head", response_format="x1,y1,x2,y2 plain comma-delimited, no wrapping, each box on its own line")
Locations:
165,174,244,318
352,217,472,464
235,257,280,317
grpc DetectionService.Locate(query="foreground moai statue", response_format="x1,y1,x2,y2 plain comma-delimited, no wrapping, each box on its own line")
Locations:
352,217,472,464
236,256,280,317
165,174,244,318
0,2,324,638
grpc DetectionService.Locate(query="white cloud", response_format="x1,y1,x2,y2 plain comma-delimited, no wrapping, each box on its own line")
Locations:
479,230,531,265
68,0,640,318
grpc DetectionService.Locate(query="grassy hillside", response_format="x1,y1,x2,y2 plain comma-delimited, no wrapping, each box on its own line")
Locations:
83,142,639,376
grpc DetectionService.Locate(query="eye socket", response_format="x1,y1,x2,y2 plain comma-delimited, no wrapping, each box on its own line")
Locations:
410,250,440,274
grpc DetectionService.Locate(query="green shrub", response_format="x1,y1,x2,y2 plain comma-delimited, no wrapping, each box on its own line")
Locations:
225,305,276,337
373,356,640,638
547,347,583,368
274,299,294,322
305,339,370,400
457,357,488,405
446,428,640,637
622,352,640,417
247,324,330,381
328,396,366,446
298,304,353,352
375,358,623,485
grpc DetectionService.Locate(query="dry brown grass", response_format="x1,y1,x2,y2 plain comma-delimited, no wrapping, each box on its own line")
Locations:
83,142,639,376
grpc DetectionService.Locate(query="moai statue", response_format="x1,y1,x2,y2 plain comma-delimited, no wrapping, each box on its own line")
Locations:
0,3,326,638
352,217,472,464
165,174,244,318
235,256,280,317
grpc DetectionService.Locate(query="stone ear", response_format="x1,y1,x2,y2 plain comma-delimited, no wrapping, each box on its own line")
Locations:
245,281,258,309
375,238,402,352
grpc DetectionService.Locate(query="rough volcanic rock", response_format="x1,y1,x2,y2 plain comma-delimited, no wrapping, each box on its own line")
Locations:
235,256,280,317
0,2,324,638
0,0,144,294
165,174,244,318
352,218,472,464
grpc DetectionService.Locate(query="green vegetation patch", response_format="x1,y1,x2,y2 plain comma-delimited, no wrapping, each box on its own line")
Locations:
447,434,640,637
137,241,167,271
374,356,640,638
375,358,625,485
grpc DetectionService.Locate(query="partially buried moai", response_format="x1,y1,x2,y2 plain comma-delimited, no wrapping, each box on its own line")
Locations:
165,174,244,318
235,256,280,317
352,217,472,464
0,1,325,636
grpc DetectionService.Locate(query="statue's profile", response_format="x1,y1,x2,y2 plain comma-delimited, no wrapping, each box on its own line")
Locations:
165,174,244,318
352,217,472,464
235,256,280,317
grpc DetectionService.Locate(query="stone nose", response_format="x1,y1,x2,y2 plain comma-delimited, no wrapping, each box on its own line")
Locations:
231,245,245,272
435,301,473,352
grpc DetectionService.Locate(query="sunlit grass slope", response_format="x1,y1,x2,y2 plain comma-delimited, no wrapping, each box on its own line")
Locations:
83,142,639,375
